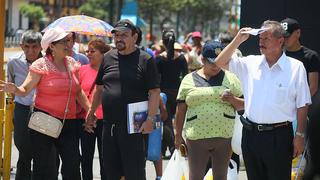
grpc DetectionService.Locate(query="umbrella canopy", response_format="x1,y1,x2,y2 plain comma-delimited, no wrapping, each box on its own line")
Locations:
43,15,113,36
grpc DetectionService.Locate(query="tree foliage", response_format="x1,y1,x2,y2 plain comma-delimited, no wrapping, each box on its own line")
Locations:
137,0,231,36
19,3,46,30
19,3,46,22
79,0,110,21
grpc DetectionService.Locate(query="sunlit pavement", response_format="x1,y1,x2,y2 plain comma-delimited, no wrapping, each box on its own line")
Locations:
10,142,247,179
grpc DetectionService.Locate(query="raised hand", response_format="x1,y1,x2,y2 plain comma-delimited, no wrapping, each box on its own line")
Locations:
235,27,252,44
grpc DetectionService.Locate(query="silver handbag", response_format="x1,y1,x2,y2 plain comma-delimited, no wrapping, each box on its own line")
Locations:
28,60,72,138
28,111,63,138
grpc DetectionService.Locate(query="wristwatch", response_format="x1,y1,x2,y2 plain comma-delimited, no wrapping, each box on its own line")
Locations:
147,115,156,121
295,132,305,138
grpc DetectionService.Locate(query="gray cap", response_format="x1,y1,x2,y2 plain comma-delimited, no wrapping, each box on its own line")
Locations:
111,19,136,33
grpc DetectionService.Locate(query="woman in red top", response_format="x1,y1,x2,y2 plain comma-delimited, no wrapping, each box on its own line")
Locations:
79,39,110,180
0,27,90,180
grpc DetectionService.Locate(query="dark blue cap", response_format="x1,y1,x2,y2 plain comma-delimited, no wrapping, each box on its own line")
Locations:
202,40,223,63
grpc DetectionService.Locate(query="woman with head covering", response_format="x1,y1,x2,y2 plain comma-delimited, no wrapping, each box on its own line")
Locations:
175,40,243,180
79,39,110,180
156,29,188,159
0,27,90,180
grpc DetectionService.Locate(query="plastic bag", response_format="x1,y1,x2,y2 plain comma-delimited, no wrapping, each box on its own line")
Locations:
291,154,306,180
162,150,189,180
227,159,238,180
204,159,238,180
231,113,243,155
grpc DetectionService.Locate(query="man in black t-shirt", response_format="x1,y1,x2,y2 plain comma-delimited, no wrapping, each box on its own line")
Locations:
281,18,320,97
86,19,160,180
281,18,320,179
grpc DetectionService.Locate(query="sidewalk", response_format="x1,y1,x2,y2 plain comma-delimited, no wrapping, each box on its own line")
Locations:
10,140,248,179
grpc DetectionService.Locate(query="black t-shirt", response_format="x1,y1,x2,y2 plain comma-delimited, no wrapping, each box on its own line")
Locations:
285,46,320,82
286,46,320,119
156,54,188,90
96,48,160,123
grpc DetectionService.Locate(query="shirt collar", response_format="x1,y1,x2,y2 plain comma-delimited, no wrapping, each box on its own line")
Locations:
259,52,287,71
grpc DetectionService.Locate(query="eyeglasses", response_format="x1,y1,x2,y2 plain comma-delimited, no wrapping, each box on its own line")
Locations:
85,50,96,54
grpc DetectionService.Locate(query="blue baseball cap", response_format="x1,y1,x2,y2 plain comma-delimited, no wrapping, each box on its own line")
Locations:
202,40,223,63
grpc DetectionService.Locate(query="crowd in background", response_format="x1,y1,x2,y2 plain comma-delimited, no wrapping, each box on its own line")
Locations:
1,17,320,180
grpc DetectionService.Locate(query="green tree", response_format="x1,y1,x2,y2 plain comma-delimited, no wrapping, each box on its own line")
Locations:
138,0,172,42
19,3,46,31
79,0,110,21
176,0,231,36
138,0,231,39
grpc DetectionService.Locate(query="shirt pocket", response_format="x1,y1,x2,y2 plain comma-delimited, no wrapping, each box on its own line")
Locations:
273,83,289,104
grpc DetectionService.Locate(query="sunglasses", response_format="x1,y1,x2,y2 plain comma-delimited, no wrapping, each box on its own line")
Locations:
85,50,96,54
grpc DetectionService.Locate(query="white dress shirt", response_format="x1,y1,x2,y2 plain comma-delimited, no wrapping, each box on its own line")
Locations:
229,52,311,124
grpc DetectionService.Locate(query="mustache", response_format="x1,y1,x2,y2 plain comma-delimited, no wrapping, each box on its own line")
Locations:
116,41,125,44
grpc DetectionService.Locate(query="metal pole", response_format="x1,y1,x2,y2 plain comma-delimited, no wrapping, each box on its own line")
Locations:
0,0,7,176
3,98,14,180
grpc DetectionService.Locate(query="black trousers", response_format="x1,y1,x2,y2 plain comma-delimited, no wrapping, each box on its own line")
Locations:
30,120,81,180
241,124,293,180
13,102,33,180
161,89,177,156
80,120,104,180
102,121,146,180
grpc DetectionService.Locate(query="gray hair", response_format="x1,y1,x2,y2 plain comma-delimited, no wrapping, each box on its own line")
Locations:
261,20,286,38
20,30,42,44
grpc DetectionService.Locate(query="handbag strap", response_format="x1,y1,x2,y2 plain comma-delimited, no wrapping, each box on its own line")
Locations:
87,80,96,98
61,58,73,125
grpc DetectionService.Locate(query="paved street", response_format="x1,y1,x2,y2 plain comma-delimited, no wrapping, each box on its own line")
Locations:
4,49,247,180
9,139,247,180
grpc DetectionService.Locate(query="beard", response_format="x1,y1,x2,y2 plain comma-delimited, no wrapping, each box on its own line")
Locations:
116,41,126,51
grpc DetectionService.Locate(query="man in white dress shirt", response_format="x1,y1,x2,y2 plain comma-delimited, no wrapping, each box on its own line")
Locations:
214,20,311,180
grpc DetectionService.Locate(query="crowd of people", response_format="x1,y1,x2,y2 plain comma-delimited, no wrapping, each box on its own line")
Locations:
0,17,319,180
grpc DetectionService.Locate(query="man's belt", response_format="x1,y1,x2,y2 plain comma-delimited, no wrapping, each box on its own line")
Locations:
240,115,291,132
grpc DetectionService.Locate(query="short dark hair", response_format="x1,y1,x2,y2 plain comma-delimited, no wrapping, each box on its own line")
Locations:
20,30,42,44
162,29,175,61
